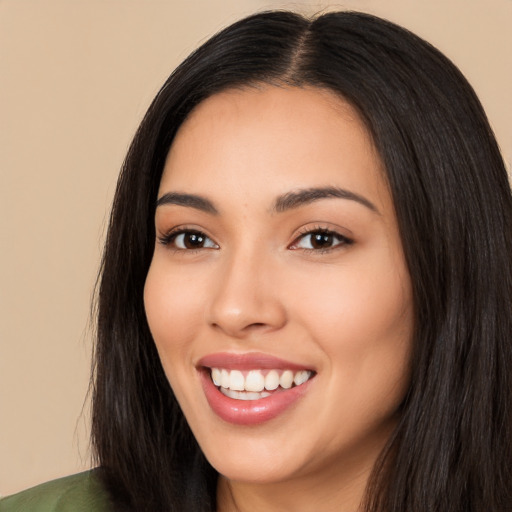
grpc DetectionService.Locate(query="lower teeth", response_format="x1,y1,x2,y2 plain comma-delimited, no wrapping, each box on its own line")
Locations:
220,388,272,401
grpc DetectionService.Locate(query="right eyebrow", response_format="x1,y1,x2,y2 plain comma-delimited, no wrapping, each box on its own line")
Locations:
156,192,218,215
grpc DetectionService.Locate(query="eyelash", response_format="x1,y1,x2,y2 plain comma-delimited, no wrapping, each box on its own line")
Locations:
158,227,218,252
289,227,353,253
158,226,353,253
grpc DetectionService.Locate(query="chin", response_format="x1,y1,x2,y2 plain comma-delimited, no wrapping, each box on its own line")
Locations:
196,430,309,484
211,456,299,485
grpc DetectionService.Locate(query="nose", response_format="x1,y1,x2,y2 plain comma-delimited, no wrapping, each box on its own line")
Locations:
207,250,287,338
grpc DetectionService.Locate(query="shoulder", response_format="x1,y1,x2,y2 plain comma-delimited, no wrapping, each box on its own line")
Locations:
0,470,111,512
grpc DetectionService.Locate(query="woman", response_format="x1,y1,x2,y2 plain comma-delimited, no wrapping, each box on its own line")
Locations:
2,9,511,512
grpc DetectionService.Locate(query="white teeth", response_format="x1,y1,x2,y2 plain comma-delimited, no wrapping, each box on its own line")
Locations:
294,370,310,386
280,370,294,389
220,369,230,389
211,368,221,386
264,370,280,391
210,367,312,396
229,370,245,391
220,388,271,400
245,370,265,392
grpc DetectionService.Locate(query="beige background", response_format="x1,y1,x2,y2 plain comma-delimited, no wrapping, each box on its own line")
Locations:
1,0,510,497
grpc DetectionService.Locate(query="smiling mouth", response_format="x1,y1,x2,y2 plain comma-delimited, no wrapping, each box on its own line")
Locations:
208,368,314,401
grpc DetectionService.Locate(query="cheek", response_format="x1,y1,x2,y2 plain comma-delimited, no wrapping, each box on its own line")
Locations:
143,259,216,428
294,261,412,344
290,251,413,399
143,259,205,368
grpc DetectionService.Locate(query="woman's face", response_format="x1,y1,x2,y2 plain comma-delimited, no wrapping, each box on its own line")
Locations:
144,86,413,486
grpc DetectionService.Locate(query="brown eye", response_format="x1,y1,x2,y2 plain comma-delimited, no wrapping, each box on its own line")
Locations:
291,229,352,251
310,232,334,249
181,232,207,249
162,230,219,250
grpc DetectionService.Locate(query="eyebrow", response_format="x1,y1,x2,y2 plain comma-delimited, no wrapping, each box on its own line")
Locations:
156,192,218,214
155,186,379,216
273,186,379,214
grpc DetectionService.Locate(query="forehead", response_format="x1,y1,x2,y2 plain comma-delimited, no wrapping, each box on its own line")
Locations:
160,85,391,214
178,85,362,135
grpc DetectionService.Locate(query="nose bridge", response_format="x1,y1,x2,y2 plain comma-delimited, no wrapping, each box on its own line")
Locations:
207,240,286,336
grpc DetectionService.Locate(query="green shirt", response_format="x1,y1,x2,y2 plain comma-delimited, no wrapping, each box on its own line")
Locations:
0,471,111,512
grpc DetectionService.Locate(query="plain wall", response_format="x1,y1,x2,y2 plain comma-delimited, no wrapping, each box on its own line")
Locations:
1,0,510,496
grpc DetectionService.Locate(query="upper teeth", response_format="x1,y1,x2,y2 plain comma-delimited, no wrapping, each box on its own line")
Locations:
210,368,312,392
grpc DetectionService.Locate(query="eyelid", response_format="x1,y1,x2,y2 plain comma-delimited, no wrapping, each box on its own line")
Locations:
288,225,354,252
157,226,219,250
156,223,352,253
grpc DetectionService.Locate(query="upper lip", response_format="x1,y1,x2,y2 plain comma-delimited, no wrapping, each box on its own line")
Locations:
197,352,314,372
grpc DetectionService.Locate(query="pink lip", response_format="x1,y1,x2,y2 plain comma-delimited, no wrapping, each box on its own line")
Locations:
197,352,315,426
197,352,313,371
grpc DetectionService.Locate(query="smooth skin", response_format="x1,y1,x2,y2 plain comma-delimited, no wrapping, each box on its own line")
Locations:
144,86,414,512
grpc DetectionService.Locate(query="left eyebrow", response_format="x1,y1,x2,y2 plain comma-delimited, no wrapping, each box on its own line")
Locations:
272,186,380,214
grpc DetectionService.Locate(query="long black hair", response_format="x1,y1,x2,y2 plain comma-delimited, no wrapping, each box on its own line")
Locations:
91,10,512,511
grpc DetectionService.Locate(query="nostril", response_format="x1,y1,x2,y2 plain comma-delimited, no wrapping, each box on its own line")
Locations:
242,322,271,332
207,293,287,336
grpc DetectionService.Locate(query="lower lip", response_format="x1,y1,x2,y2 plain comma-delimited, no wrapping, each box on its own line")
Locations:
199,370,312,426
